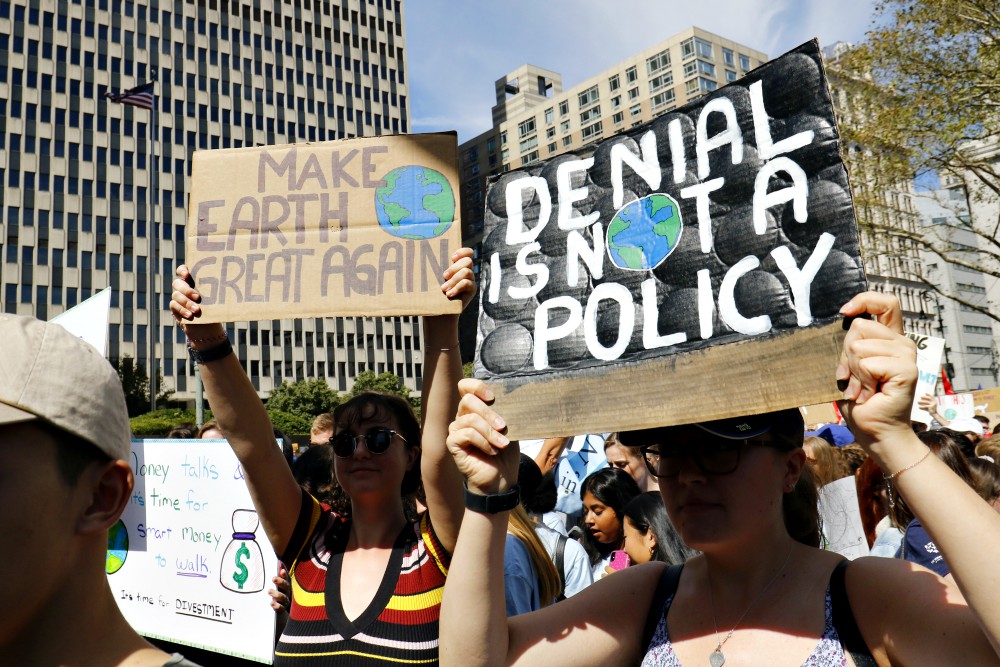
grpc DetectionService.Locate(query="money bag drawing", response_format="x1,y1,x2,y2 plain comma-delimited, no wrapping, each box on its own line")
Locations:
220,509,265,594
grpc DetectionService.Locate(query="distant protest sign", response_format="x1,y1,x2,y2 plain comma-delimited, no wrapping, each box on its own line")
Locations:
109,440,278,663
906,333,945,425
186,133,463,322
473,40,867,439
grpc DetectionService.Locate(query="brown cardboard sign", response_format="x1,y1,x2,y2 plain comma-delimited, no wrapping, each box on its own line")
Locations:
185,133,463,322
474,41,867,439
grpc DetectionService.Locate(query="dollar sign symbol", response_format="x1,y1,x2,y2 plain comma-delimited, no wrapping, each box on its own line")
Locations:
232,541,250,590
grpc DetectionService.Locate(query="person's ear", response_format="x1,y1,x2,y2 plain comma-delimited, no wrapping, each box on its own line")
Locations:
76,460,134,535
643,528,658,555
783,447,807,492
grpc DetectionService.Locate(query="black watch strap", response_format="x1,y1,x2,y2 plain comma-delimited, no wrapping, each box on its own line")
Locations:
188,339,234,364
464,484,520,514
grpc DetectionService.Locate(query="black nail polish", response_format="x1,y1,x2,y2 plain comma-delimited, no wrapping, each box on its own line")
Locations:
837,379,849,391
842,313,873,330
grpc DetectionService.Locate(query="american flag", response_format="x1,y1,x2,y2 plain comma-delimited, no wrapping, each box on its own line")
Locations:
104,81,155,111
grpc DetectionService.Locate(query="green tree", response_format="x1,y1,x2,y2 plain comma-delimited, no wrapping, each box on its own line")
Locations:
347,370,420,414
837,1,1000,321
266,409,315,437
115,355,173,417
265,378,340,420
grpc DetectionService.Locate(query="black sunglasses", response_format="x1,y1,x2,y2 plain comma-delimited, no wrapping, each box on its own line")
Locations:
639,438,778,479
330,428,406,458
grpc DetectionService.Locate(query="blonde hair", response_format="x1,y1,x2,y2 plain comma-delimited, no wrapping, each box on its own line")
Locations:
975,434,1000,461
508,504,562,607
803,436,839,488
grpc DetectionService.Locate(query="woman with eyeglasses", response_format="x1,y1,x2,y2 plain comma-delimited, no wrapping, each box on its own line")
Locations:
440,292,1000,666
169,248,476,666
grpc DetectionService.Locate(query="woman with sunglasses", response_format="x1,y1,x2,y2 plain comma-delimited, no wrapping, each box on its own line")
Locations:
169,248,476,666
440,292,1000,666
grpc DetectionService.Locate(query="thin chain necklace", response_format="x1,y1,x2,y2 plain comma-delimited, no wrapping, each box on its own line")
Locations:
706,545,793,667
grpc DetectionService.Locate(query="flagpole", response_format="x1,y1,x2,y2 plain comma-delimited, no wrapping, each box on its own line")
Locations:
148,75,159,412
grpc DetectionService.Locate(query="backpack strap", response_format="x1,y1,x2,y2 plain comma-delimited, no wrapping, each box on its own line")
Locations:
553,534,568,601
830,560,877,667
642,564,684,652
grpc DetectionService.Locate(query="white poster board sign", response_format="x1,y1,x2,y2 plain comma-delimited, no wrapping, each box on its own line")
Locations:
107,440,278,663
937,393,975,421
50,287,112,355
818,476,869,560
906,333,945,425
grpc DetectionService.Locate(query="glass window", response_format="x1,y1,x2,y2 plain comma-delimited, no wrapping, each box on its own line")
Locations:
578,85,599,108
698,60,716,76
608,74,620,91
560,120,570,133
695,38,713,59
628,87,640,100
646,49,671,75
559,100,569,115
739,54,751,71
630,104,642,116
611,95,622,108
544,108,554,124
625,66,637,83
613,111,624,125
649,72,673,92
726,70,737,82
684,61,698,77
652,89,676,110
580,107,601,123
681,38,695,59
562,136,572,147
723,48,735,67
518,118,536,138
581,121,603,140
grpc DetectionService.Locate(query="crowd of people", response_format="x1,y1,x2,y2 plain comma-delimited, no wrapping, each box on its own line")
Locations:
5,251,1000,666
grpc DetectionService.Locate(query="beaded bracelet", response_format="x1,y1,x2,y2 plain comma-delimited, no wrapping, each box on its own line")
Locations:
186,331,228,346
884,448,932,508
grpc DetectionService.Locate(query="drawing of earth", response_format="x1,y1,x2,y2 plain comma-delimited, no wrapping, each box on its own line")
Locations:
606,193,683,271
374,166,455,240
106,519,128,574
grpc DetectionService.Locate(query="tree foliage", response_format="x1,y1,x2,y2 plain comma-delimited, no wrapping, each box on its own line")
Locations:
129,408,203,437
836,0,1000,320
266,409,315,437
115,355,173,417
346,370,421,414
265,378,340,420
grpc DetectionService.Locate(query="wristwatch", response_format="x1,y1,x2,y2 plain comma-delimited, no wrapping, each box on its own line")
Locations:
464,483,521,514
187,339,234,364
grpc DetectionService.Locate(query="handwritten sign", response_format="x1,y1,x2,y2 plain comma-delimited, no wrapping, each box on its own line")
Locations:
186,133,463,323
108,440,279,663
473,40,866,439
818,476,869,560
906,333,945,424
937,393,975,421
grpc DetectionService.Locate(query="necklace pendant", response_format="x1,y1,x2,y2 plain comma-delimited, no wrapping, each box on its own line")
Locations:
709,650,726,667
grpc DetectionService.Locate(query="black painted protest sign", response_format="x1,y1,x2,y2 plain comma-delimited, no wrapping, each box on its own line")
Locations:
186,133,463,322
474,41,867,439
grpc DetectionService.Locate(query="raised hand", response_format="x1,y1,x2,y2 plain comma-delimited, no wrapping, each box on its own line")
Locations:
169,265,225,344
445,379,519,495
440,247,477,311
836,292,917,448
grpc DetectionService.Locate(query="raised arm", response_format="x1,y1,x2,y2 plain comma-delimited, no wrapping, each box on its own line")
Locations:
440,379,658,667
837,293,1000,664
419,247,476,552
170,266,301,556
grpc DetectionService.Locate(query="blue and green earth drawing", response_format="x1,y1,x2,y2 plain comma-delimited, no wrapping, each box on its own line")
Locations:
374,166,455,240
106,519,128,574
606,193,683,271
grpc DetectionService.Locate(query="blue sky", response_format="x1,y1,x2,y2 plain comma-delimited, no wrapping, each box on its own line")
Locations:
406,1,880,143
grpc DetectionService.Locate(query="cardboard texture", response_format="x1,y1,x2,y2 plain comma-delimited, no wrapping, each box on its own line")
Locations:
474,40,867,440
971,387,1000,428
185,133,464,323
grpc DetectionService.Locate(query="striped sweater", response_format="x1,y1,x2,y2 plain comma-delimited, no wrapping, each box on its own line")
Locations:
274,490,450,666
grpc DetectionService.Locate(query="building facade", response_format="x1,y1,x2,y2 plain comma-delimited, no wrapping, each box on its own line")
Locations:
0,0,429,402
913,187,999,390
457,27,769,246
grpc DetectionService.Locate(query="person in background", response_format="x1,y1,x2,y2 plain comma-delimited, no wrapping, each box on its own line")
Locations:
578,468,641,579
803,435,840,488
967,456,1000,513
946,418,985,456
855,457,894,555
836,443,868,478
167,422,196,439
310,413,334,446
440,292,1000,667
0,314,198,666
976,434,1000,462
196,419,225,440
892,429,980,577
605,434,659,492
974,414,990,435
621,492,695,566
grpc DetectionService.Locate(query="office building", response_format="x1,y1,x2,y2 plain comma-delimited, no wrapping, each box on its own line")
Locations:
0,0,428,402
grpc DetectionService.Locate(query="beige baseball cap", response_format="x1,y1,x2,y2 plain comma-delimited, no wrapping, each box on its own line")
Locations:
0,314,132,460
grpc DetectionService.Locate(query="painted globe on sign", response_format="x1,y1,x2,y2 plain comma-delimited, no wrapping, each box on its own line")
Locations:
606,193,684,271
374,166,455,240
106,519,129,574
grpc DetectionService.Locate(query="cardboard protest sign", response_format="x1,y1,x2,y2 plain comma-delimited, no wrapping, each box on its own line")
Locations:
936,393,975,421
972,387,1000,427
474,40,867,439
186,133,463,322
818,476,869,560
108,440,279,663
906,332,945,424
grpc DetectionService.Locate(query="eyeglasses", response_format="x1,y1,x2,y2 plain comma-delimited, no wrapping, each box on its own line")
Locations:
639,438,778,478
330,428,406,458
